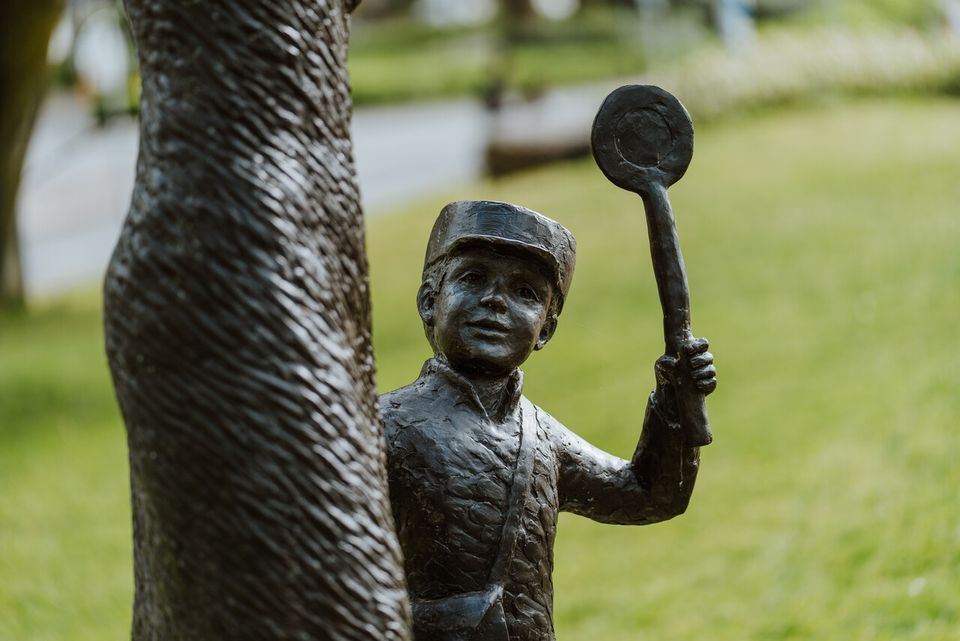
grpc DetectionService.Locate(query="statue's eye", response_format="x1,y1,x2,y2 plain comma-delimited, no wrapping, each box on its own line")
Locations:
459,271,482,285
516,286,538,302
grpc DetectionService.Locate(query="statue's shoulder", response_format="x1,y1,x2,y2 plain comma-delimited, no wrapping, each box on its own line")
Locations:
524,396,564,432
524,397,580,454
379,378,438,442
380,384,417,426
379,380,448,476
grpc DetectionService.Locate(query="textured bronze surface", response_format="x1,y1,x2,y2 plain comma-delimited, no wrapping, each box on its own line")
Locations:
103,1,410,639
384,201,716,640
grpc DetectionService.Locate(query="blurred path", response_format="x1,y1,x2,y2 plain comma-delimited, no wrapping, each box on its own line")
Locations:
19,95,139,300
19,94,489,298
353,99,488,210
19,82,619,298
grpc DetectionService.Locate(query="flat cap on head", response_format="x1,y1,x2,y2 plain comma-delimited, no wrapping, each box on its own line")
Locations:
424,200,576,311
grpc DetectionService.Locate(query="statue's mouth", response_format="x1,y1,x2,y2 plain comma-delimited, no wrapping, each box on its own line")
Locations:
467,319,510,335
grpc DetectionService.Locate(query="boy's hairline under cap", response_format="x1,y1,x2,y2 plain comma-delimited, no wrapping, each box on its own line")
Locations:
423,200,577,312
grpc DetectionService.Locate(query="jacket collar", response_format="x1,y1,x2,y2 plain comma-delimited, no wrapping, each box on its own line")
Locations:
419,355,523,422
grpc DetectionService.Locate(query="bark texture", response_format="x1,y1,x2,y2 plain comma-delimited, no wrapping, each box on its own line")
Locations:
104,1,410,639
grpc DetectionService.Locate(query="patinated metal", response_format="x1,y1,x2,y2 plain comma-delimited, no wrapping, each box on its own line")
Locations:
383,197,716,640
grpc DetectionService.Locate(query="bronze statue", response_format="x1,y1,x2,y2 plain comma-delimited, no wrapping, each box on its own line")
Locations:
383,198,716,639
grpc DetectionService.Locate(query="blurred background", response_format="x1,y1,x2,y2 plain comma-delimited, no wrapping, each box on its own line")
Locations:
1,1,958,639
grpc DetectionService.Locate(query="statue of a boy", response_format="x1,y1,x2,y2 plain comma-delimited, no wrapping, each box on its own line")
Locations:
382,200,717,641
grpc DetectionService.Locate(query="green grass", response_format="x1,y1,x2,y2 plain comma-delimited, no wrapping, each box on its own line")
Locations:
0,294,131,641
3,97,959,639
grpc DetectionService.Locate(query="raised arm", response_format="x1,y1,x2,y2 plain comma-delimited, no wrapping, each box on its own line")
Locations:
556,339,716,525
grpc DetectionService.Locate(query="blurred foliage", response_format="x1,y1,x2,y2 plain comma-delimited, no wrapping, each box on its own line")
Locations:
3,97,959,640
45,0,960,109
349,8,651,104
51,2,140,122
348,1,960,105
794,0,947,30
645,27,960,122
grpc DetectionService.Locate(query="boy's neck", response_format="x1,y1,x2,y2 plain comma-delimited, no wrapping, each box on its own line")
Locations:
472,374,511,420
437,355,518,421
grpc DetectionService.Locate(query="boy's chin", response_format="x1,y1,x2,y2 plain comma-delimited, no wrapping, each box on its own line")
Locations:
444,350,527,377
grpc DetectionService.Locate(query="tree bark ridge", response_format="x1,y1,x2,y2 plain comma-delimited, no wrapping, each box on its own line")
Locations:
104,1,411,638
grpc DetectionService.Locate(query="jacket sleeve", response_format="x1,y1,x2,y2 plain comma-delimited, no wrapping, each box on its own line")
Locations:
554,391,700,525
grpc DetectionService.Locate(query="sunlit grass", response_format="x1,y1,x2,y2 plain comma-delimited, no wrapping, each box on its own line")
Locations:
2,97,959,640
0,293,130,641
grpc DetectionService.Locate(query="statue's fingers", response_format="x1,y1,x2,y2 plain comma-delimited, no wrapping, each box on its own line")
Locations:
688,352,713,369
682,337,709,355
696,377,717,394
691,364,716,380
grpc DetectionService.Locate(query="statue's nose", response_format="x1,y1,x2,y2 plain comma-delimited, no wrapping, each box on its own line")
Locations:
480,289,508,312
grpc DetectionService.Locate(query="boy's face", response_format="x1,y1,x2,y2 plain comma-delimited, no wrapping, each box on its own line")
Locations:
422,245,557,377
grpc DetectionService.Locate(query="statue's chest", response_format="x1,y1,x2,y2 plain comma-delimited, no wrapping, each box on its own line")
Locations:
420,420,520,513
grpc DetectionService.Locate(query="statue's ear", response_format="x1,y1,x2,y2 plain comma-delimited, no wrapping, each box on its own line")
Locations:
417,282,436,326
534,315,558,351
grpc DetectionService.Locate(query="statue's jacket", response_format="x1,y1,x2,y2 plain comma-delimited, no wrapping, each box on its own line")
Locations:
381,357,700,641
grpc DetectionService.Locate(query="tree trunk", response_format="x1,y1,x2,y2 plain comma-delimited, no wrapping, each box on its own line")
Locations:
0,0,63,306
503,0,535,20
2,212,25,304
104,1,410,639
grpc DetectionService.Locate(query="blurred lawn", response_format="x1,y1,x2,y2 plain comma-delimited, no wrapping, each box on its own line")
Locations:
348,12,648,104
2,97,959,640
